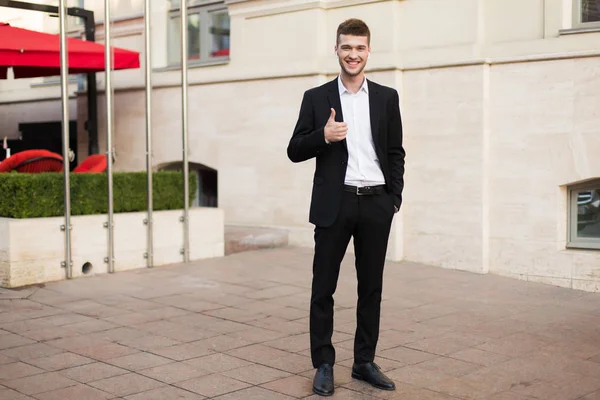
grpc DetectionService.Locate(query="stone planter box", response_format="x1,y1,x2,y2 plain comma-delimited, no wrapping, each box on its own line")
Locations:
0,208,224,288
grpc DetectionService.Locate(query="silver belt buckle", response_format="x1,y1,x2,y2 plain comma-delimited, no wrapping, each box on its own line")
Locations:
357,186,367,195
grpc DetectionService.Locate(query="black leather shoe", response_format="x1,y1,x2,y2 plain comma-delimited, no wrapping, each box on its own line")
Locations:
352,362,395,391
313,364,334,396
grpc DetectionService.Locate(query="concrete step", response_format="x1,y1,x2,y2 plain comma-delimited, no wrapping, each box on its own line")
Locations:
225,225,289,255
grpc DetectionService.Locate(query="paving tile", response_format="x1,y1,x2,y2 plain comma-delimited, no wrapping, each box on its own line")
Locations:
137,306,191,319
378,346,438,365
62,320,119,334
72,343,139,361
149,341,214,361
36,314,94,327
58,362,129,383
475,333,551,357
175,374,251,397
124,386,206,400
385,365,456,388
45,336,111,351
25,352,94,371
150,327,219,343
448,348,512,367
184,353,253,373
88,373,165,397
302,386,393,399
117,334,182,351
486,392,540,400
225,327,288,343
424,376,504,399
213,386,296,400
138,362,209,384
204,307,268,323
1,344,63,361
226,344,312,373
2,372,77,395
0,386,33,400
222,364,291,385
0,320,54,335
511,372,600,400
20,326,80,342
580,390,600,400
102,312,162,327
405,332,489,356
32,384,113,400
0,334,36,351
104,352,172,371
394,386,467,399
415,356,481,377
195,334,253,353
263,333,310,352
0,362,45,381
261,375,314,398
0,354,15,366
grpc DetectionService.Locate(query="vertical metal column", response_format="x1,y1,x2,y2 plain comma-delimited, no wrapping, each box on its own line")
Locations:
105,0,115,273
59,0,72,278
180,0,190,263
144,0,154,268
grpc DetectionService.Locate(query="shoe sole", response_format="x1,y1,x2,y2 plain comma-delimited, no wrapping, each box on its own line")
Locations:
312,387,334,397
351,372,396,391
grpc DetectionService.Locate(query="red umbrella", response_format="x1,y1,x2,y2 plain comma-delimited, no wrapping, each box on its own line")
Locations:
0,22,140,79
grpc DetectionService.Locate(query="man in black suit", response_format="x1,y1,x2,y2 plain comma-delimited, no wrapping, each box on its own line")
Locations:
287,18,405,397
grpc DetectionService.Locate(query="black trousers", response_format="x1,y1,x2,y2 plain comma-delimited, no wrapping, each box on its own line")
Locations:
310,189,395,368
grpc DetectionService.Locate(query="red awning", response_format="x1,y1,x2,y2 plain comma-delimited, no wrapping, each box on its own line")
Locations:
0,22,140,79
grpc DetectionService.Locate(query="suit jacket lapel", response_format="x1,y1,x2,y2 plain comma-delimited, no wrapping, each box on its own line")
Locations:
326,79,347,152
368,79,381,150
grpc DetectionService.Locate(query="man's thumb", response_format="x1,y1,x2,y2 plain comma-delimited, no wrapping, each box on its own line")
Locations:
329,108,336,121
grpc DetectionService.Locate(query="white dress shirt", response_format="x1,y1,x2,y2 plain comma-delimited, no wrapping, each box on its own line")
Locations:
338,76,386,187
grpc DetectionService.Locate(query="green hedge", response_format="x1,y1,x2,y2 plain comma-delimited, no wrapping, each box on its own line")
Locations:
0,171,197,218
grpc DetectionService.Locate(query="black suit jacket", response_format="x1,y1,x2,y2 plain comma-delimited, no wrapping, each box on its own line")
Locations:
287,78,406,228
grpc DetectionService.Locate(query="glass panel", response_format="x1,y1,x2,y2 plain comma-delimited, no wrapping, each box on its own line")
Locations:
575,189,600,238
210,10,230,57
582,0,600,23
168,13,201,64
188,13,201,61
168,16,181,65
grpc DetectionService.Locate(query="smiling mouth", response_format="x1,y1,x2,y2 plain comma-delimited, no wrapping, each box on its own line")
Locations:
345,60,361,68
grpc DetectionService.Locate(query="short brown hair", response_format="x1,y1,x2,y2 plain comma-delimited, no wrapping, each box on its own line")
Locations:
336,18,371,44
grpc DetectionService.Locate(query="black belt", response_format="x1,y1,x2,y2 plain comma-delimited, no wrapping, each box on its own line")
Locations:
344,184,387,195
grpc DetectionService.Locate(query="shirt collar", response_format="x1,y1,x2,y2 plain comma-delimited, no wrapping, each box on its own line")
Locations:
337,75,369,95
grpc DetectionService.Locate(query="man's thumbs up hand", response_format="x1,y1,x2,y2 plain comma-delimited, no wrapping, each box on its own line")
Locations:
324,108,347,143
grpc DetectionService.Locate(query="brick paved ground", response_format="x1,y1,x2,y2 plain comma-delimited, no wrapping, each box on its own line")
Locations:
1,247,600,399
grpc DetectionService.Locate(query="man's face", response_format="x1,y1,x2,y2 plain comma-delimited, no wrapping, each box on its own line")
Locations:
335,34,370,77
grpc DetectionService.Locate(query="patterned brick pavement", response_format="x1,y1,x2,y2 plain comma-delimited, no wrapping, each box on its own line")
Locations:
1,247,600,399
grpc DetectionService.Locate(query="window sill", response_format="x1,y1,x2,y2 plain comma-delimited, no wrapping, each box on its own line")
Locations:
559,26,600,35
153,58,230,72
566,241,600,250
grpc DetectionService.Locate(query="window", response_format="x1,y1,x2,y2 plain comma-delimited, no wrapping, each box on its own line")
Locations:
568,181,600,249
573,0,600,28
167,1,230,66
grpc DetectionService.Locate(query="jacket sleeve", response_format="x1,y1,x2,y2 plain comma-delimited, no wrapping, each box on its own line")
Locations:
388,90,406,209
287,91,330,163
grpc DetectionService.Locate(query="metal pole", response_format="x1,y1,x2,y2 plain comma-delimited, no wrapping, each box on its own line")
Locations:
105,0,115,273
180,0,190,263
59,0,72,279
144,0,154,268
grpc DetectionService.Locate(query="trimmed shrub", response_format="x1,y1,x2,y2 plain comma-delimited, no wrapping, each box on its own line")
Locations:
0,171,197,218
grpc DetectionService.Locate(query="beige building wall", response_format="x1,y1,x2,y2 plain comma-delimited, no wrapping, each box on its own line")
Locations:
2,0,600,290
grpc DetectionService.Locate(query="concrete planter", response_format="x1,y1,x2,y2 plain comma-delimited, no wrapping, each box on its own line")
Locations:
0,208,224,288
